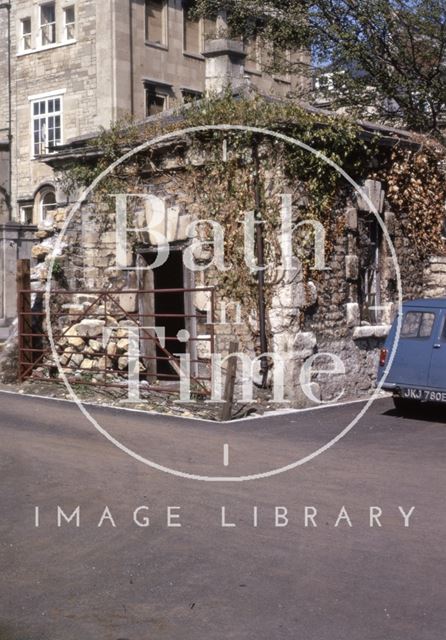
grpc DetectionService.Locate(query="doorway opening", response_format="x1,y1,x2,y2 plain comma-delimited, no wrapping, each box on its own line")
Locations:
148,247,186,377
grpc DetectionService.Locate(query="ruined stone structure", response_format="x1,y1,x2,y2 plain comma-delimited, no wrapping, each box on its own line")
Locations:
25,113,446,407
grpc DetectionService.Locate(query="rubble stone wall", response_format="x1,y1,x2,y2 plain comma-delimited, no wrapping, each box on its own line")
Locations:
26,143,446,407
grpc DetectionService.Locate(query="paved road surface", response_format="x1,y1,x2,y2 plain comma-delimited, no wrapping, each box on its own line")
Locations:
1,391,445,639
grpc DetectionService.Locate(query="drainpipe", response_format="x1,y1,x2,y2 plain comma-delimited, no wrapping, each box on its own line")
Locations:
128,0,134,116
253,139,269,388
0,2,12,220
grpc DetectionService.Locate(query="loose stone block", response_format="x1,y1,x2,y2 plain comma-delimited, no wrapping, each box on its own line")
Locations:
345,207,358,231
345,302,360,328
117,338,129,352
75,319,106,338
67,336,85,348
118,293,137,313
89,339,103,353
80,358,95,370
118,356,128,370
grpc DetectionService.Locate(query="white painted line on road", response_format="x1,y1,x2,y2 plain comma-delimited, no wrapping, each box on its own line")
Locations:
223,444,229,466
0,388,391,425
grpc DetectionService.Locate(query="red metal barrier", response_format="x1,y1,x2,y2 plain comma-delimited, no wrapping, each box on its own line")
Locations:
17,286,216,399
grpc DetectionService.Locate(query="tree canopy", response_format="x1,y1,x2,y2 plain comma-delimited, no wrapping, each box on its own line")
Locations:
193,0,446,142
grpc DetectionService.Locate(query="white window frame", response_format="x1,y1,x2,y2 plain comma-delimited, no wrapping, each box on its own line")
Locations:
39,2,56,47
29,89,65,158
63,5,76,42
37,187,58,224
19,203,34,225
21,17,32,52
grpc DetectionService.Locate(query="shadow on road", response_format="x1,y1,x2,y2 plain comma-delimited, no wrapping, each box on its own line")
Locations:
383,404,446,424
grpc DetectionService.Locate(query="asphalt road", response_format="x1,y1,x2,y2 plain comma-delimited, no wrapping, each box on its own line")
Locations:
1,391,446,640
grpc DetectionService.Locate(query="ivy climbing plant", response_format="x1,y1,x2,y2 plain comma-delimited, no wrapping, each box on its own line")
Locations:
56,91,446,318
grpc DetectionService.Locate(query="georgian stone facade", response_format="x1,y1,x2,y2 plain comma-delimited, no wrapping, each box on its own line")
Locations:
0,0,308,330
3,0,306,224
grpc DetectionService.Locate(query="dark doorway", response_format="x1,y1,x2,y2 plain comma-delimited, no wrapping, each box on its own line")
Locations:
152,248,186,376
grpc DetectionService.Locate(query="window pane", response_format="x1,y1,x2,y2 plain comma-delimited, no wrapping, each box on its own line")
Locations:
66,23,75,39
31,96,62,156
183,0,200,53
22,18,32,50
182,90,202,103
41,3,55,24
402,311,436,338
40,189,57,222
419,313,435,338
146,0,165,44
41,24,56,45
65,6,75,39
401,312,421,338
65,6,75,23
146,88,166,116
41,4,56,45
22,18,31,35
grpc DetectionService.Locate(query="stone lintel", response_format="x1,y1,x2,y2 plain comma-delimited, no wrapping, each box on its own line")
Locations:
352,325,391,340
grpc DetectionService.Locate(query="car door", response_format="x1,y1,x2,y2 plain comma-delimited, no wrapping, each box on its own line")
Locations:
427,309,446,390
388,307,438,388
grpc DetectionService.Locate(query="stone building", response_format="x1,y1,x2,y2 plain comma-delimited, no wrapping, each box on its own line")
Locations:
0,0,308,333
23,97,446,407
5,0,305,224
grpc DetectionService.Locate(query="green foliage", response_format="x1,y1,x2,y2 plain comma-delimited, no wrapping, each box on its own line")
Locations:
58,91,445,316
178,92,373,308
57,116,142,198
377,146,446,259
192,0,446,142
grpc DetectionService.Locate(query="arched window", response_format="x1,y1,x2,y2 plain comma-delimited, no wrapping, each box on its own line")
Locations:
35,186,57,224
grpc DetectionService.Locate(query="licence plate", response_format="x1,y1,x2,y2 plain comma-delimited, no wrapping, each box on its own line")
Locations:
401,388,446,403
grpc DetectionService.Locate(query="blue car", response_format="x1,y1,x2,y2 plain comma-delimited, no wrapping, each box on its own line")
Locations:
377,299,446,412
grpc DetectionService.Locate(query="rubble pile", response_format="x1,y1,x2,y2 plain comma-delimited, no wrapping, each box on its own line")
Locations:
32,294,147,385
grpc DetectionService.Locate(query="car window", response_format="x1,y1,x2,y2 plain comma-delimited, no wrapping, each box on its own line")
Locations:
401,311,435,338
419,313,435,337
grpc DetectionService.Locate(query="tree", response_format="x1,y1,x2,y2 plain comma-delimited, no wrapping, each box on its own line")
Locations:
193,0,446,143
